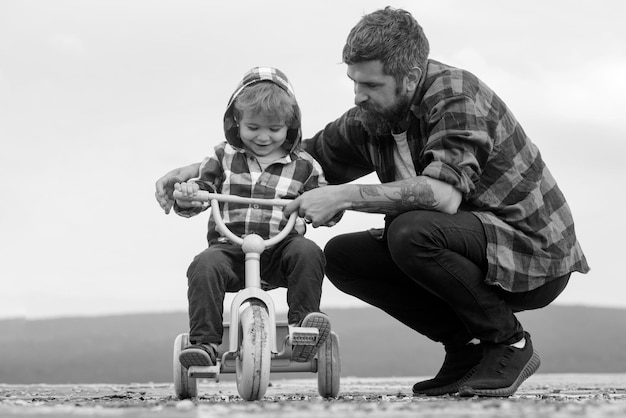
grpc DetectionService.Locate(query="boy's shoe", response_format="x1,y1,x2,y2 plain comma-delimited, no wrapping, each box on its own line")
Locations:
179,343,217,369
412,342,483,396
458,332,541,397
291,312,331,362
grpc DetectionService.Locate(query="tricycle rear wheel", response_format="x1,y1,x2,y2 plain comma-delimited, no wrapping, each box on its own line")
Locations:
317,331,340,398
173,333,198,399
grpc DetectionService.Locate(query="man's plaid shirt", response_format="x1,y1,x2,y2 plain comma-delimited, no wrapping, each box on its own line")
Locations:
304,59,589,292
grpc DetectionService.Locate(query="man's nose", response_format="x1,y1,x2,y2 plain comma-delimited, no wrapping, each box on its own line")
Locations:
354,85,367,106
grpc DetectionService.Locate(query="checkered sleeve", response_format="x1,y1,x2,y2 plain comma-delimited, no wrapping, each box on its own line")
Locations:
196,145,226,193
304,109,375,185
420,88,496,197
299,151,328,191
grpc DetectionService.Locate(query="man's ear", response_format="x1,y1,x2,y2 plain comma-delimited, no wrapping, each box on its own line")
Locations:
405,67,422,93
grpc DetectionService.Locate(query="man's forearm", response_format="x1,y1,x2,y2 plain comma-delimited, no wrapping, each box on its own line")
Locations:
178,163,202,181
155,162,203,214
346,176,461,215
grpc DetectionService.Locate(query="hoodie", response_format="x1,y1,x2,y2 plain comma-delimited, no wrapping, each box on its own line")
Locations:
175,67,328,242
223,66,302,154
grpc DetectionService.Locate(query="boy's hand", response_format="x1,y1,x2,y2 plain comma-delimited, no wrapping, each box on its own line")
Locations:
174,182,204,209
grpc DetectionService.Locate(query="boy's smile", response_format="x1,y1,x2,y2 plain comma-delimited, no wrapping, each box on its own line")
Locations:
239,111,289,160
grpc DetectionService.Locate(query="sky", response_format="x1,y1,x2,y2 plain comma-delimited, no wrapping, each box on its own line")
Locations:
1,0,625,319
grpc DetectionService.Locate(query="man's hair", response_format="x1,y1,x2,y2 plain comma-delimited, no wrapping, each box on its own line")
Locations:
342,7,430,82
233,82,297,126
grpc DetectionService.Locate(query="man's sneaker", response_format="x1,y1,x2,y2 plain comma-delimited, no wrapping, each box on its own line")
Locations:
458,332,541,397
413,342,483,396
291,312,331,362
179,343,217,369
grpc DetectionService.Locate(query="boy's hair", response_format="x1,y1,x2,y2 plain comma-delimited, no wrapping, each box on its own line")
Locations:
342,6,430,84
233,82,297,126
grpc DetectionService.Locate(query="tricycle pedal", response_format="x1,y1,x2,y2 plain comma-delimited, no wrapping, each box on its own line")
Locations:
188,363,221,379
289,326,319,345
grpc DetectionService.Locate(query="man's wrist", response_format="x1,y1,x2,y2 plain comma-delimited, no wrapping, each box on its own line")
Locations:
339,184,361,211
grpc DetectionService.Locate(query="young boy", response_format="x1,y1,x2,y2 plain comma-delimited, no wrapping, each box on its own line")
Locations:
173,67,334,367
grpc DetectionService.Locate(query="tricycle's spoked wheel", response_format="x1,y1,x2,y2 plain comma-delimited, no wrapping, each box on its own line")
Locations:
173,333,198,399
317,331,340,398
236,300,271,400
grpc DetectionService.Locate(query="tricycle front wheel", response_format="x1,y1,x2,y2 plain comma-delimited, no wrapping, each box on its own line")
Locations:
236,301,271,400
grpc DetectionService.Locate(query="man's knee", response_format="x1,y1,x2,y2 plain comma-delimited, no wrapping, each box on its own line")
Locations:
323,234,354,287
387,211,437,257
324,234,346,261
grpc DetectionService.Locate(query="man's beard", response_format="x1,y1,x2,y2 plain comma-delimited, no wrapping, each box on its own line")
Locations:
357,93,411,136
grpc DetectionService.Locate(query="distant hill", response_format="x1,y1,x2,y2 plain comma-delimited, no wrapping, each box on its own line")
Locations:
1,305,625,384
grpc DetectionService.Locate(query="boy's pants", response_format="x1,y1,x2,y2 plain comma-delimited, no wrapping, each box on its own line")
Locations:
324,210,570,348
186,234,325,345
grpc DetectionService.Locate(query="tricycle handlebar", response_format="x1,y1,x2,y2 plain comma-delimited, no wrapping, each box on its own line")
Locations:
173,190,293,208
172,190,298,247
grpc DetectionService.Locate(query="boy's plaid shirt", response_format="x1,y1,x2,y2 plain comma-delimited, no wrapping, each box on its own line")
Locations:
304,59,589,292
175,142,327,243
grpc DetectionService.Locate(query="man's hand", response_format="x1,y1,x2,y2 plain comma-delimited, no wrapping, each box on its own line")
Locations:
154,164,201,214
155,174,183,214
284,185,349,227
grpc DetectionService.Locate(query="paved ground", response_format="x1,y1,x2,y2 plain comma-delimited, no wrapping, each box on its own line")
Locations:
1,374,625,417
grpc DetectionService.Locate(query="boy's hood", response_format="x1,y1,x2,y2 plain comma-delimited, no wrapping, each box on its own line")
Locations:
224,67,302,153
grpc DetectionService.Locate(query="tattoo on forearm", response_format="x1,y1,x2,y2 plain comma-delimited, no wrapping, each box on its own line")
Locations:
352,178,437,215
358,185,383,199
400,178,437,210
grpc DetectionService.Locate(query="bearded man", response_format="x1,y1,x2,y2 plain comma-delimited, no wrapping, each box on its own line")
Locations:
155,7,588,397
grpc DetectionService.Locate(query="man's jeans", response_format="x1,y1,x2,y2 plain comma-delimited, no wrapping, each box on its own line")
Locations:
325,210,569,347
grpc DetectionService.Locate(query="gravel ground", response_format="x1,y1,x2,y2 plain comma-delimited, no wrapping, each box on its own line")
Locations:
1,374,626,418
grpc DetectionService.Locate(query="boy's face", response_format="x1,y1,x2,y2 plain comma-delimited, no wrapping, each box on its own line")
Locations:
239,111,289,159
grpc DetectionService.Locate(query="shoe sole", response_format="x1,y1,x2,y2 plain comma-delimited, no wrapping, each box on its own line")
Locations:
413,367,477,396
458,351,541,397
179,347,214,369
291,313,331,362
